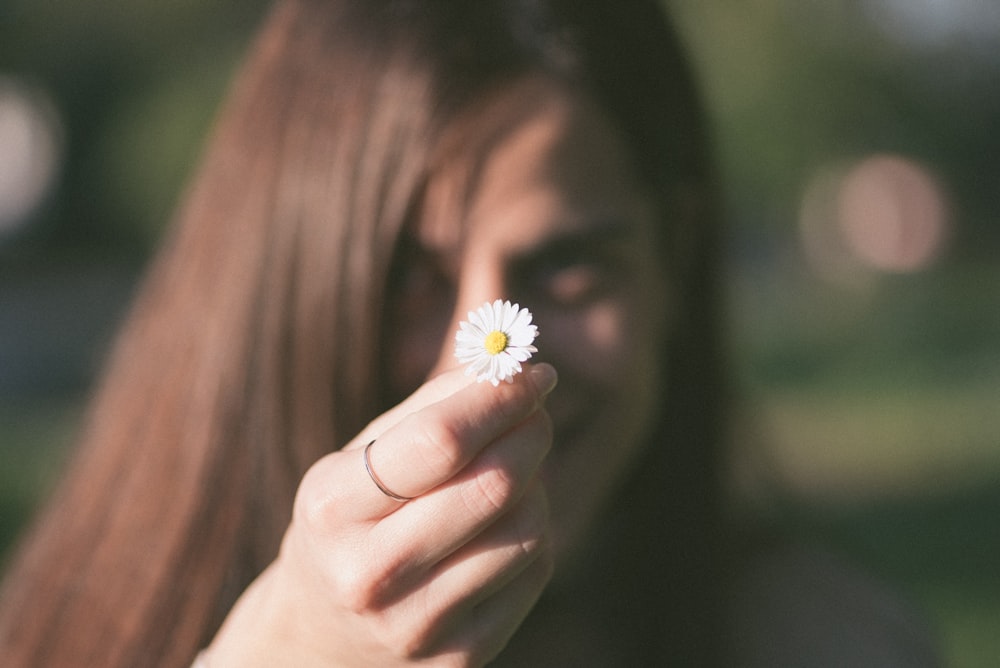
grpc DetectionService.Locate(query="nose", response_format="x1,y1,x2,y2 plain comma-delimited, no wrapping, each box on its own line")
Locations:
427,258,507,379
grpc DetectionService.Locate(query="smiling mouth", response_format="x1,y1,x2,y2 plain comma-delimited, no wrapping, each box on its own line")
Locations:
545,398,596,458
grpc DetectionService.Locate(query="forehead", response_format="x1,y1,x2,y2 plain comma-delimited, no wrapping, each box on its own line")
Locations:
416,77,652,256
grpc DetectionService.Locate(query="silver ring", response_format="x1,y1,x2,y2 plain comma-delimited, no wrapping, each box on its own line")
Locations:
363,440,413,502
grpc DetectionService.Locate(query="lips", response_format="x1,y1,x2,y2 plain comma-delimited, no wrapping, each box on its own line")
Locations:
544,397,599,466
538,401,577,483
545,382,606,446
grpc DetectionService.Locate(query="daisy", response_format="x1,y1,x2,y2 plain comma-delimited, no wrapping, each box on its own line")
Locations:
455,299,539,386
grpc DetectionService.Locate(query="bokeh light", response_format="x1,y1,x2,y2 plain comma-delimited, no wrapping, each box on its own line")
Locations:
839,154,949,273
799,153,950,283
0,77,62,238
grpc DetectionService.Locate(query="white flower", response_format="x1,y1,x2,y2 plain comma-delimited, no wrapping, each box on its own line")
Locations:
455,299,539,386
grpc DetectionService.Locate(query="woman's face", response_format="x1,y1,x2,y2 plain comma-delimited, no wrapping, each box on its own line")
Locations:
384,78,671,563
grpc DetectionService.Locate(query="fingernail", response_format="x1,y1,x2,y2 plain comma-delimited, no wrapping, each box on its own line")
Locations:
529,363,558,396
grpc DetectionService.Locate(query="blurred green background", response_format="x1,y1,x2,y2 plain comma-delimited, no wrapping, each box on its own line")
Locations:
1,0,998,664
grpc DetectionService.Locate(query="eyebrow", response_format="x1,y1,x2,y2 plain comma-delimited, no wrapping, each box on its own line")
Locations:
508,217,642,265
397,214,646,278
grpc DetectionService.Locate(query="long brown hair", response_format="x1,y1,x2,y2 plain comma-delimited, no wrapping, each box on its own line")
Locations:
0,1,723,665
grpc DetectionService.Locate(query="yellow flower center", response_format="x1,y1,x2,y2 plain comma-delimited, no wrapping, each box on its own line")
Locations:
484,330,508,355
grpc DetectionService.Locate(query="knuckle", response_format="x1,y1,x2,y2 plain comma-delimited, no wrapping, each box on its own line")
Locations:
333,547,407,615
374,610,438,663
463,465,519,521
397,630,433,662
431,655,477,668
334,562,385,614
413,417,465,474
294,461,340,535
485,380,535,423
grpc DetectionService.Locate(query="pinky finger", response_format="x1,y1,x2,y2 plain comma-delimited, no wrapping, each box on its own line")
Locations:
427,546,555,666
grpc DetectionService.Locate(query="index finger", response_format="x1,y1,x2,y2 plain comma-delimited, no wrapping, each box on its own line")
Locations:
353,363,557,517
344,363,557,453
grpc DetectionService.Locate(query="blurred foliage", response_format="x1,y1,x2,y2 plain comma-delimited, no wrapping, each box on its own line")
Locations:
1,0,999,665
1,0,997,259
671,0,1000,254
0,0,268,264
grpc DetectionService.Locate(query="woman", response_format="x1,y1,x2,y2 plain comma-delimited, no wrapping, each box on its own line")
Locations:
0,0,938,666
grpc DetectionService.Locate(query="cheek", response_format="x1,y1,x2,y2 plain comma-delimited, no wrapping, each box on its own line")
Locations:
539,300,661,388
540,298,667,558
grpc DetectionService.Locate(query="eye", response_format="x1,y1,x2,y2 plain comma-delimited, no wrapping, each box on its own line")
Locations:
515,248,624,310
540,260,610,307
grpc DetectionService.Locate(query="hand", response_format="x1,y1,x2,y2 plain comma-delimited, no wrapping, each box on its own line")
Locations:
202,363,558,667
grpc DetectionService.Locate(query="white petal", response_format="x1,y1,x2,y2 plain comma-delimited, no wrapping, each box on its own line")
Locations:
505,357,523,376
466,311,488,336
479,356,500,385
500,302,518,331
490,300,503,329
508,326,536,347
456,330,485,347
506,347,533,362
454,300,538,384
509,307,530,330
